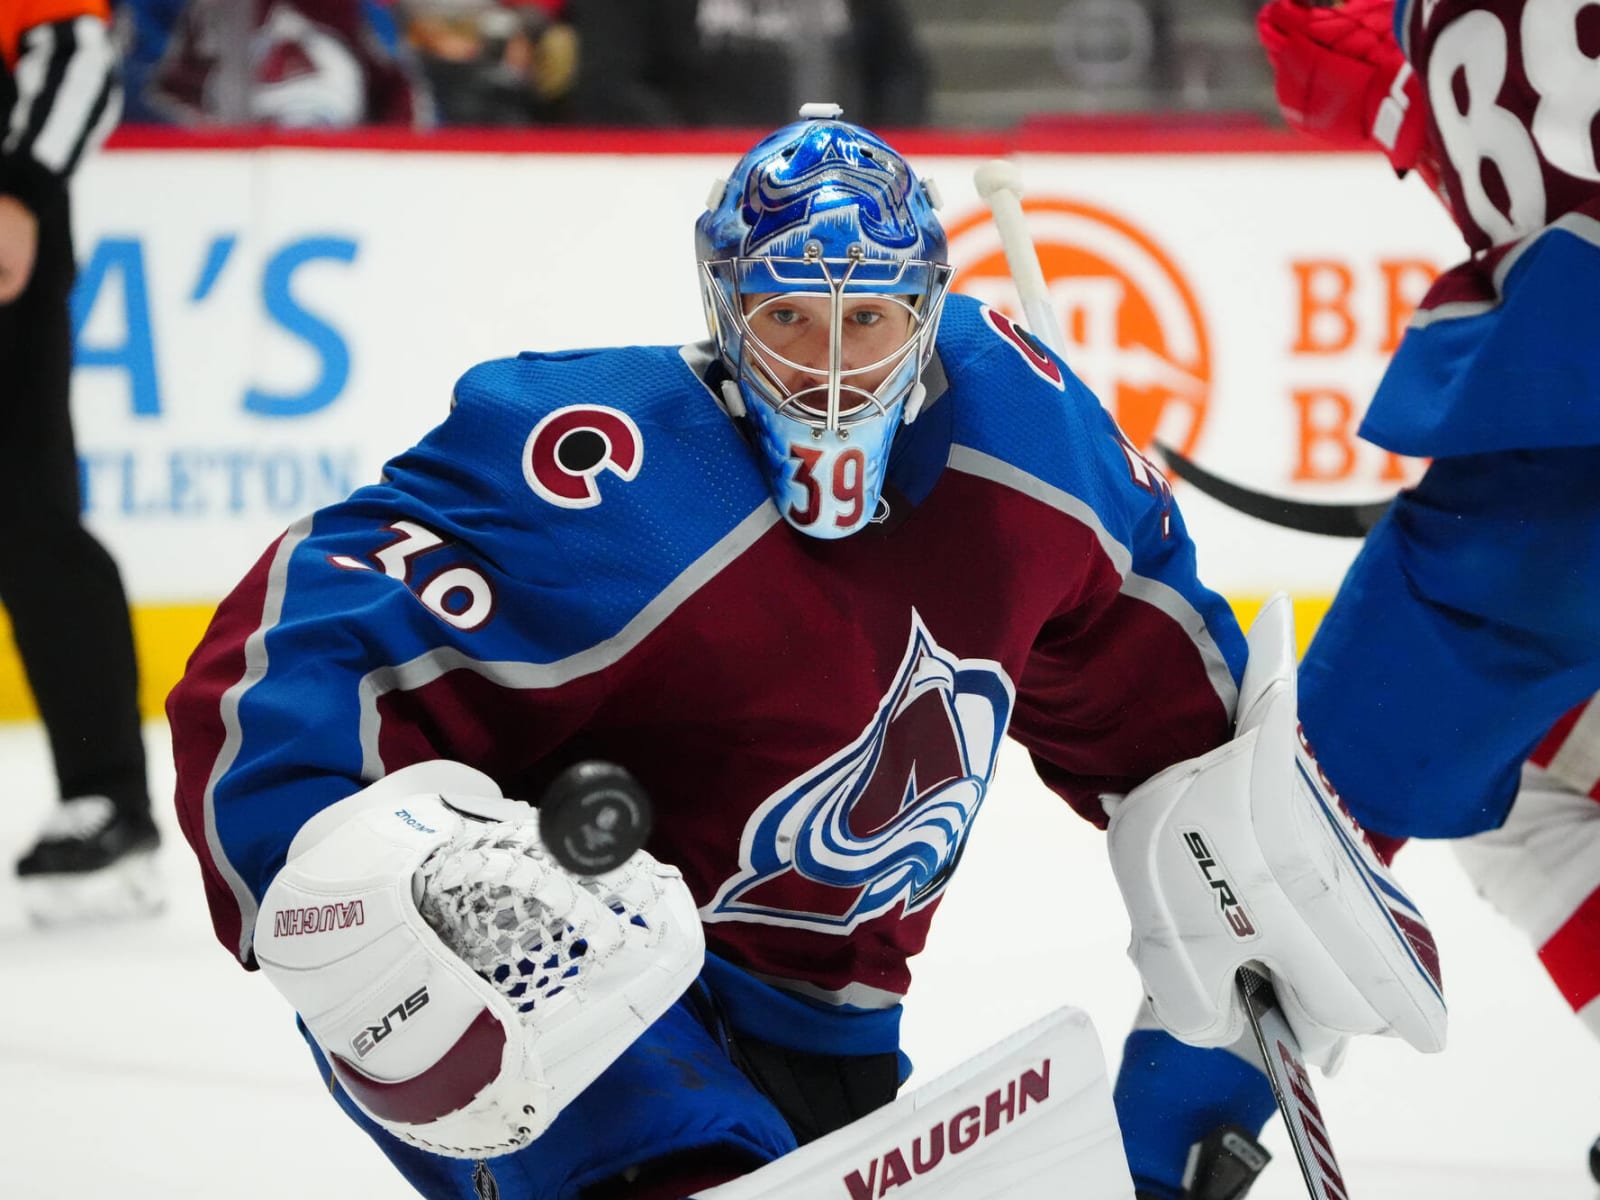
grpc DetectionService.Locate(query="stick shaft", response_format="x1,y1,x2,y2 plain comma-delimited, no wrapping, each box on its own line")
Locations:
1238,966,1352,1200
975,167,1068,359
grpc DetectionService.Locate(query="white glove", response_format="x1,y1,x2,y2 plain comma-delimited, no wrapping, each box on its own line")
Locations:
254,761,704,1157
1105,594,1446,1070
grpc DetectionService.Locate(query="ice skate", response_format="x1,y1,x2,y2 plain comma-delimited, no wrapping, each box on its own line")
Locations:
1135,1124,1270,1200
16,796,165,925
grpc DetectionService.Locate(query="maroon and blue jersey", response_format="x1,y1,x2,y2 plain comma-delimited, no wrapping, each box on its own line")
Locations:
169,291,1244,1034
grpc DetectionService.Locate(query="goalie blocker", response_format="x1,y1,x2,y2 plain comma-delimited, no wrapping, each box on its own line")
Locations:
252,760,704,1158
1106,593,1446,1069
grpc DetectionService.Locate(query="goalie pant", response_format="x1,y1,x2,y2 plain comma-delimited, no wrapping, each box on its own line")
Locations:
1115,691,1600,1199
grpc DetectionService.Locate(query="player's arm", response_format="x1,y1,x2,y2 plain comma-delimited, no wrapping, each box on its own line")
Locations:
0,0,120,301
170,369,569,962
169,507,705,1154
1008,401,1246,828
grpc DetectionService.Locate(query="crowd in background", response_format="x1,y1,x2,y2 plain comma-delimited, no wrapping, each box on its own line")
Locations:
107,0,1275,131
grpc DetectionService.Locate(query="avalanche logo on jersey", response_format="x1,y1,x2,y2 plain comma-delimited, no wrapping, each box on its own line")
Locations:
704,612,1014,934
745,130,922,253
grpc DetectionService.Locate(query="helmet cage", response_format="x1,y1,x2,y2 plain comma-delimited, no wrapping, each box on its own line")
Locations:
700,242,955,435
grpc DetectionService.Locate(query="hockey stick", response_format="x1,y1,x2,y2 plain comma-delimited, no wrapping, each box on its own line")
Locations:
975,159,1351,1200
1237,966,1352,1199
973,160,1069,359
1146,0,1388,541
974,160,1387,541
1155,442,1391,538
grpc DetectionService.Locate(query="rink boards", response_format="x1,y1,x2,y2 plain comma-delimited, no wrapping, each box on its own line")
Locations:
1,129,1467,718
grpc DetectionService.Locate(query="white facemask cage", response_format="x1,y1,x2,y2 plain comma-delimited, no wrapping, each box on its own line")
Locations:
700,244,955,436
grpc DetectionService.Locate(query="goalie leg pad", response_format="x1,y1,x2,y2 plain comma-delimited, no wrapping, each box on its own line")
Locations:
1106,594,1446,1064
695,1007,1134,1200
254,762,705,1158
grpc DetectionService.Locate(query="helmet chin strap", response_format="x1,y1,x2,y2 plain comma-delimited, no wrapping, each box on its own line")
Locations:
719,380,747,419
902,381,928,425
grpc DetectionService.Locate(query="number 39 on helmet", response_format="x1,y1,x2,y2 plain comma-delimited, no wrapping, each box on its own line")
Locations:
695,104,955,539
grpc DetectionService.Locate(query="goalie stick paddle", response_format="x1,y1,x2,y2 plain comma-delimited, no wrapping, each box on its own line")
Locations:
1155,442,1392,538
538,760,654,875
1237,965,1353,1200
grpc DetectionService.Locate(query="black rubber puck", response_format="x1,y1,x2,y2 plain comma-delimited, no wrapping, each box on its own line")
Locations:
538,761,653,875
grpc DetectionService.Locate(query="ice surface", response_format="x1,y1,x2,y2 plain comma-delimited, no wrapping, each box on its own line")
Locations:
2,726,1593,1198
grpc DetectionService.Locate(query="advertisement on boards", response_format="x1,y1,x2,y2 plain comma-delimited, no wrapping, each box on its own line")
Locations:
26,138,1463,717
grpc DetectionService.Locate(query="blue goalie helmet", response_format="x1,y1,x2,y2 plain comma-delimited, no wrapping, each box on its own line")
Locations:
696,103,955,539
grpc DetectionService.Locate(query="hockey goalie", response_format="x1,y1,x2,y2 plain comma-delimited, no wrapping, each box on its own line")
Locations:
169,103,1444,1199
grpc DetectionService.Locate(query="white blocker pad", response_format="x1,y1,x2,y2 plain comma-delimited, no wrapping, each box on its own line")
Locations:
693,1007,1134,1200
1105,593,1445,1065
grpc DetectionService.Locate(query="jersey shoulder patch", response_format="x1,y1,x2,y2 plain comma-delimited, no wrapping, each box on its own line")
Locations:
977,303,1066,389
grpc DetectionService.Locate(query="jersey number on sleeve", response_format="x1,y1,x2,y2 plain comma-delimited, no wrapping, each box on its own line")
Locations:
329,520,496,631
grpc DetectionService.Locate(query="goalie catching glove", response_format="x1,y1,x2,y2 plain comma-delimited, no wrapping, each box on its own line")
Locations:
1106,593,1446,1070
1257,0,1435,185
253,760,704,1158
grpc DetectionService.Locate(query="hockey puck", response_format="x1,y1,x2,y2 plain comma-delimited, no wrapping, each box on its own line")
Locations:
538,761,653,875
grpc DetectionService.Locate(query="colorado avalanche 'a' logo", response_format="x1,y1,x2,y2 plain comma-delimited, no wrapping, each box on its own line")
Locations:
704,612,1015,934
522,405,642,509
745,129,921,253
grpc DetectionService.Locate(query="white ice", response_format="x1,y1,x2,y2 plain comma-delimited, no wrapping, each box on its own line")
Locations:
2,725,1594,1199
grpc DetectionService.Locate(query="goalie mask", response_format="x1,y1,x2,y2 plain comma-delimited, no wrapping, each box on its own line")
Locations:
696,104,954,539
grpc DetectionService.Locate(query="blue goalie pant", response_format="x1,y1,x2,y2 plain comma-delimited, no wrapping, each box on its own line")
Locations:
301,979,798,1199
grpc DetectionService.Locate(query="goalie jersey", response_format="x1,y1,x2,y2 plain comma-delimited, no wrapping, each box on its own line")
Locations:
169,292,1245,1053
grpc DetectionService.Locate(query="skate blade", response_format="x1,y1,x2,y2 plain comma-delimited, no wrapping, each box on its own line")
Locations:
19,850,167,927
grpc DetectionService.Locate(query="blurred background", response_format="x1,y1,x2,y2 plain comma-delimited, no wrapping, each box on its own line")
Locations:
111,0,1277,133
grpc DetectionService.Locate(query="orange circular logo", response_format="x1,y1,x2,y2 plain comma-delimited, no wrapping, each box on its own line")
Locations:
946,197,1211,457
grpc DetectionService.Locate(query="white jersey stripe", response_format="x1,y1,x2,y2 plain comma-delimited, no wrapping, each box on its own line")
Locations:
948,444,1239,718
203,520,314,963
1454,763,1600,946
1543,697,1600,798
3,23,52,156
1409,213,1600,330
29,17,117,173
